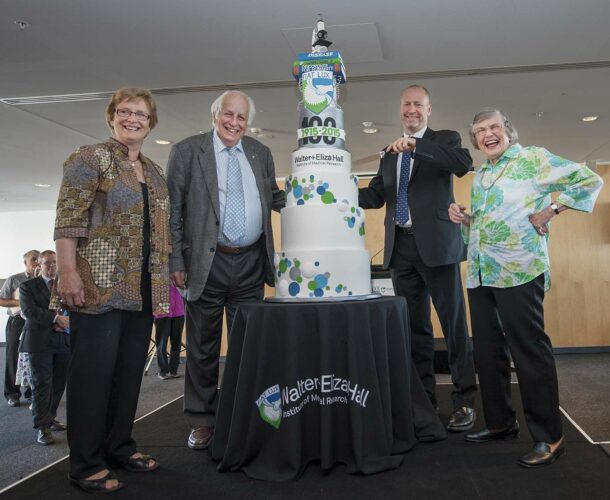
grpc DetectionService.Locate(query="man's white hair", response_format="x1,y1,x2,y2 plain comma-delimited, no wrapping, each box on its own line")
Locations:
210,90,256,126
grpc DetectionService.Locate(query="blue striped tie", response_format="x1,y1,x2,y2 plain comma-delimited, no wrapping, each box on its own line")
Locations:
396,151,412,225
222,147,246,243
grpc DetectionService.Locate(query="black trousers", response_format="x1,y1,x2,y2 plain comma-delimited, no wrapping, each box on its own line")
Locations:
154,315,184,375
4,315,31,400
29,332,70,429
184,243,265,429
390,230,476,409
67,309,153,479
467,275,562,443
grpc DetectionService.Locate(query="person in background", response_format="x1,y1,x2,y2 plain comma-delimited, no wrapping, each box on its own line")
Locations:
54,87,171,493
166,90,285,451
15,352,33,410
154,284,185,380
19,250,69,446
449,107,603,467
359,85,477,432
0,249,39,407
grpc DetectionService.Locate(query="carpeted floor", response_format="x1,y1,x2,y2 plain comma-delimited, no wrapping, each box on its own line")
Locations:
1,386,609,500
0,349,608,498
0,346,187,489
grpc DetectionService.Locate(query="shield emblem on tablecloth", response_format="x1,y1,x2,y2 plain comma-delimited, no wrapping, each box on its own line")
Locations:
256,384,282,429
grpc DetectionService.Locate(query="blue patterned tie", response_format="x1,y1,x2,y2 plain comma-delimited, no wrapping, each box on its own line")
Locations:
223,147,246,243
396,150,412,225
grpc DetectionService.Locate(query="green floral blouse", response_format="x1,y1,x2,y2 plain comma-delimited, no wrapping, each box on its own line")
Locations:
462,143,603,290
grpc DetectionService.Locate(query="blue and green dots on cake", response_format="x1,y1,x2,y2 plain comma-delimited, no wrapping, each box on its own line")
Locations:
276,255,351,298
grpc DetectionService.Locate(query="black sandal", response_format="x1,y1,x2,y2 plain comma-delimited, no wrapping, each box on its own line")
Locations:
69,471,124,494
119,453,159,472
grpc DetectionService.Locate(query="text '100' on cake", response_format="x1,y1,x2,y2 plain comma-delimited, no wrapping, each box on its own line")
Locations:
274,18,372,300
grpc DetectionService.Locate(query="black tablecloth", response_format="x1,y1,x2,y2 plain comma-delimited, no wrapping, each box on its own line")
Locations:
210,296,446,481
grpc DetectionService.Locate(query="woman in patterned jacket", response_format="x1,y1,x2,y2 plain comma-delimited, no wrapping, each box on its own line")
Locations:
54,88,171,493
448,108,602,468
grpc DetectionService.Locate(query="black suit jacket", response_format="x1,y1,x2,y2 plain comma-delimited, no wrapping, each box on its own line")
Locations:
19,277,67,353
359,128,472,268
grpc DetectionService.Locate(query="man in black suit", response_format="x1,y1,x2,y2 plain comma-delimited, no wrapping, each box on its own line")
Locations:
359,85,477,431
19,250,70,445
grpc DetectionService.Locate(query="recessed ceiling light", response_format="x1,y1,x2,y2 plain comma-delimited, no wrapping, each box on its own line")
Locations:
362,121,374,127
155,139,172,145
362,127,378,134
34,183,51,188
250,127,262,135
14,20,30,31
581,115,598,122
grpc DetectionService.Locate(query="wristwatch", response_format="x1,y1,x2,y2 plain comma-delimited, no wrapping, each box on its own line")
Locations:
550,203,560,215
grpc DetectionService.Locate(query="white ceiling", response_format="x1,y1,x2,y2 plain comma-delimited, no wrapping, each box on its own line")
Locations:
1,0,609,211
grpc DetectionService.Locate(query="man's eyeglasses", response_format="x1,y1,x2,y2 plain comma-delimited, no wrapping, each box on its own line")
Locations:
115,108,150,121
474,123,504,138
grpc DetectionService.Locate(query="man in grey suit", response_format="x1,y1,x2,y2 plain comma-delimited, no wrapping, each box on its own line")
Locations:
167,90,285,450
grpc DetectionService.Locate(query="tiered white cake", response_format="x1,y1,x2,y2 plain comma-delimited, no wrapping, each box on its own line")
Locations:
274,20,371,299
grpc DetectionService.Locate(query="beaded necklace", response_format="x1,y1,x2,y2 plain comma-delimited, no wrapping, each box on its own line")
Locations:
480,159,510,190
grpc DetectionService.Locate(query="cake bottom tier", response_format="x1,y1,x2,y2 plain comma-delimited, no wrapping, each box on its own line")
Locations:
274,249,371,299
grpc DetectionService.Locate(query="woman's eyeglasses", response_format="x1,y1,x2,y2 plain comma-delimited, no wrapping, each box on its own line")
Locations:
115,108,150,121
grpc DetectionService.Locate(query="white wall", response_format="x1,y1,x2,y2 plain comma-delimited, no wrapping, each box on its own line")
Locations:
0,210,55,342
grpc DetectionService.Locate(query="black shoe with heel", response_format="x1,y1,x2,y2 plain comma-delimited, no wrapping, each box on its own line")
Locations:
464,420,520,443
518,438,566,468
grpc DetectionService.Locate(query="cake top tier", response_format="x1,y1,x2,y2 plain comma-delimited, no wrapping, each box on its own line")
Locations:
293,20,347,151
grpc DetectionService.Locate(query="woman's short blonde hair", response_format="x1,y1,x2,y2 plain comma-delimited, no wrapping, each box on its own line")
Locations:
105,87,158,130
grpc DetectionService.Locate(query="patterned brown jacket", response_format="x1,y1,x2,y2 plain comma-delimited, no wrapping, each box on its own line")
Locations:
52,138,171,315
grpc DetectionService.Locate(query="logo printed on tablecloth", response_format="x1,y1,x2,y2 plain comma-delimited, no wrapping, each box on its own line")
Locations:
256,385,282,429
255,375,370,428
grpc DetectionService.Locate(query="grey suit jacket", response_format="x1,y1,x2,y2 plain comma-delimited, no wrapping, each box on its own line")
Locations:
167,131,285,301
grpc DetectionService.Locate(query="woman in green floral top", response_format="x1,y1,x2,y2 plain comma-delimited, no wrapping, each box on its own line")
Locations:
448,108,603,468
54,88,171,493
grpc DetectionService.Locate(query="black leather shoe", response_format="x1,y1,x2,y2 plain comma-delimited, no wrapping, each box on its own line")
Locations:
464,420,520,443
447,406,476,432
188,426,214,450
518,438,566,468
7,397,20,407
50,420,67,431
37,428,55,446
69,472,124,494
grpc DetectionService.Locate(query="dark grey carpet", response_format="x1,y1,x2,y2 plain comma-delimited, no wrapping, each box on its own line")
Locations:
0,346,186,489
2,387,609,500
0,348,608,492
555,353,610,442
